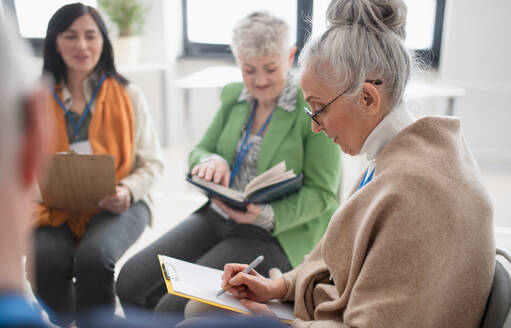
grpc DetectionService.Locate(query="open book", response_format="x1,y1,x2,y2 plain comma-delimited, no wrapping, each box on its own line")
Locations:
186,161,303,210
158,255,294,324
39,153,116,211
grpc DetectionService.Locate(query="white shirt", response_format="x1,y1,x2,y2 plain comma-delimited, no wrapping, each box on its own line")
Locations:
359,102,417,172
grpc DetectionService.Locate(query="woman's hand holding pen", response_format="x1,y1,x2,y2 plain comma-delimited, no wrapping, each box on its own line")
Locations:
191,160,230,187
211,199,262,224
221,263,287,303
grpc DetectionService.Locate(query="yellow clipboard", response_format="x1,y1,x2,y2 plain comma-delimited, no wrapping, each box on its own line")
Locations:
157,255,294,324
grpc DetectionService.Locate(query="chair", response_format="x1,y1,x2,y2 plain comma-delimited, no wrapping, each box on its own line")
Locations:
480,247,511,328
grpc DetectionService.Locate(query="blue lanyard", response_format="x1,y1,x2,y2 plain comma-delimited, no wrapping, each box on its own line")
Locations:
357,167,375,190
52,73,106,142
229,102,274,187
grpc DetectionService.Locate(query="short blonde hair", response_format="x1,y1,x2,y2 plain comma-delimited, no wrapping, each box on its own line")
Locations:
231,10,290,61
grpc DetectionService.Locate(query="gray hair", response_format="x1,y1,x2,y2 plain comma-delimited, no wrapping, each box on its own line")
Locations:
0,14,38,182
299,0,412,110
231,10,290,61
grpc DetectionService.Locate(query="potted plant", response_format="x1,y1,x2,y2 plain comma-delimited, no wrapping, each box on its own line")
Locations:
98,0,148,67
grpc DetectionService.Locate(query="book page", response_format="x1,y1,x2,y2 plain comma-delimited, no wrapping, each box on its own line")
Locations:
190,175,245,202
159,255,294,322
245,171,296,197
244,162,296,196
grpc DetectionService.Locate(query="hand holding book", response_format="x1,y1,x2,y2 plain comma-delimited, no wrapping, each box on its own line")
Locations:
190,158,231,187
210,199,262,224
186,161,303,211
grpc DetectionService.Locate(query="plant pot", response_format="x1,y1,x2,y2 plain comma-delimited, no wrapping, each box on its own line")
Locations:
112,36,140,67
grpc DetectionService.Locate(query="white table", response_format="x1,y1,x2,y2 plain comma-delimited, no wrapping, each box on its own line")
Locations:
175,66,241,124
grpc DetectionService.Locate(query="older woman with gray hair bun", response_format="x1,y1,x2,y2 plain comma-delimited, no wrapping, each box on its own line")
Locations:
116,10,341,317
221,1,494,327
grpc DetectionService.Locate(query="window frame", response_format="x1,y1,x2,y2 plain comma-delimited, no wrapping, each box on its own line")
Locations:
3,0,446,67
181,0,446,68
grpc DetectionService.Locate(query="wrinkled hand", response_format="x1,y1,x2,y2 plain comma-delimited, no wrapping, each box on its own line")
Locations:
98,185,132,214
221,263,287,303
191,160,230,187
211,199,262,224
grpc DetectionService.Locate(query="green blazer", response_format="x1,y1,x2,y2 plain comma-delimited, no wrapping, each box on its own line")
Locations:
189,82,341,267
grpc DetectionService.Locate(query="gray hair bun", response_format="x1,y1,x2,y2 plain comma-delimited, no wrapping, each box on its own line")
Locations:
326,0,407,40
298,0,412,111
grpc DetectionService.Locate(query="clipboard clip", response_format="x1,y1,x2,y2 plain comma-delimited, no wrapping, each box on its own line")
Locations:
162,262,179,281
55,150,78,155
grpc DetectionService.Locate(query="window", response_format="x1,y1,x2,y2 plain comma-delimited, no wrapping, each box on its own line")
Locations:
183,0,446,68
312,0,445,67
182,0,300,58
1,0,97,54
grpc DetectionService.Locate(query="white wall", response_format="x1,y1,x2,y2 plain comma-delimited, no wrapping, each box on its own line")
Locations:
102,0,172,146
439,0,511,169
137,0,166,63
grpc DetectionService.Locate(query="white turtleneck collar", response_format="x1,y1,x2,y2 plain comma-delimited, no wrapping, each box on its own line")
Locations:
359,102,417,162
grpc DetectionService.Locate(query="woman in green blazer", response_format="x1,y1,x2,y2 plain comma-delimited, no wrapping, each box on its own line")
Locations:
116,11,341,316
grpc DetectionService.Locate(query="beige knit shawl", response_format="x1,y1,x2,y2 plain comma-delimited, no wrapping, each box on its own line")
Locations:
283,117,495,328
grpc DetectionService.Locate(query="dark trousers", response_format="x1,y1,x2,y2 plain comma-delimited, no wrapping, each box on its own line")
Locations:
27,201,149,324
116,205,291,317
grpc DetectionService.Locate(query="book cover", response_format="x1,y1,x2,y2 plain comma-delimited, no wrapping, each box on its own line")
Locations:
186,161,303,210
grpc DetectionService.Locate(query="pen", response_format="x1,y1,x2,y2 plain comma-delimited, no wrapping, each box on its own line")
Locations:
216,255,264,297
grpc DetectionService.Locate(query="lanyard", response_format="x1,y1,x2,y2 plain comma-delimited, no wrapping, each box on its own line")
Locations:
229,101,274,187
52,73,106,142
357,165,375,190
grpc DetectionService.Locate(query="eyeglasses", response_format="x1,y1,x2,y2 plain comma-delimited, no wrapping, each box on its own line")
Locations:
304,79,383,126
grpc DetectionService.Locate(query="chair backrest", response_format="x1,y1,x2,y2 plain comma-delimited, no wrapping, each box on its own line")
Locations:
480,247,511,328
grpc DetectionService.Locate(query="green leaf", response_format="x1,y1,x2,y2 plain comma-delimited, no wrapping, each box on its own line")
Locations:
98,0,149,36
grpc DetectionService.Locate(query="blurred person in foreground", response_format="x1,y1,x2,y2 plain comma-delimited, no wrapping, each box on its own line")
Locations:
0,10,51,328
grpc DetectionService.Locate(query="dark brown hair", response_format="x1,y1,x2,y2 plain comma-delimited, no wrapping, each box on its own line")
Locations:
42,2,128,86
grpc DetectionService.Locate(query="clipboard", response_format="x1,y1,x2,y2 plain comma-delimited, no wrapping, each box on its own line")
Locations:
39,153,116,211
157,255,294,324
